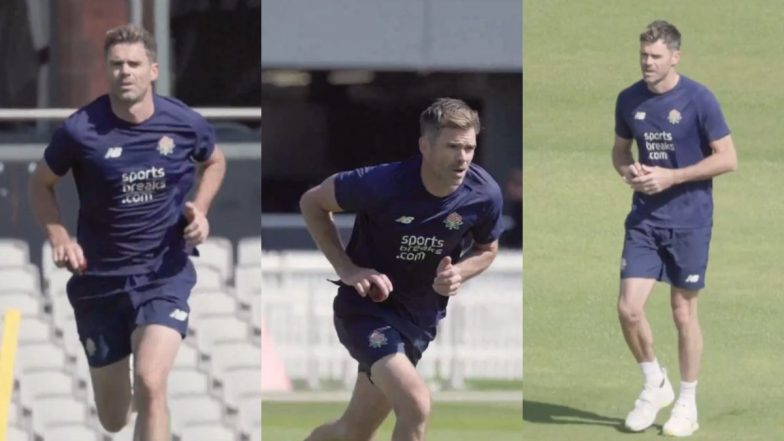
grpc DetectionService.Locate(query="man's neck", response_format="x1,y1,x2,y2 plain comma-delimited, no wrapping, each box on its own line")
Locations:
420,165,459,198
110,94,155,124
648,72,680,94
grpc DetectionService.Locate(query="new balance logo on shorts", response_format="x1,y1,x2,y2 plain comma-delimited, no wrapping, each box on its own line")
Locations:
684,274,700,283
169,309,188,321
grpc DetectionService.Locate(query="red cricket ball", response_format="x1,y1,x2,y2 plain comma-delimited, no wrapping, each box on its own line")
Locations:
368,284,388,302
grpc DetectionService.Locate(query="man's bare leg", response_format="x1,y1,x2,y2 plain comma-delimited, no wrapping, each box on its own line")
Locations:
131,324,181,441
305,373,392,441
370,353,431,441
90,355,133,432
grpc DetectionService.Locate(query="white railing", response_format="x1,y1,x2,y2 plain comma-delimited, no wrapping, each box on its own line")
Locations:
0,107,261,121
261,250,523,390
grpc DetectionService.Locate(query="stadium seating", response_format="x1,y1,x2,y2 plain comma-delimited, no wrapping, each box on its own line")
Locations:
30,396,90,435
235,263,261,303
195,237,234,283
169,367,212,396
39,424,101,441
175,423,238,441
220,366,260,410
7,399,21,426
0,266,41,293
237,395,261,437
193,263,225,291
45,268,71,297
5,425,29,441
237,236,261,266
0,291,43,319
2,236,262,441
15,342,70,373
0,239,30,267
169,394,226,430
17,316,55,345
17,369,76,409
49,291,75,334
189,289,240,321
208,341,260,378
174,341,201,370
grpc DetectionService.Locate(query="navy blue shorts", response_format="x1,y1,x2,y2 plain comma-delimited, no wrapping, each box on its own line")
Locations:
620,224,711,290
66,258,196,367
334,315,429,379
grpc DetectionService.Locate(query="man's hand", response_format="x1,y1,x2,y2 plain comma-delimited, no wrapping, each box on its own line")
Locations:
52,239,86,275
621,162,645,184
433,256,462,297
184,202,210,246
629,165,677,194
339,266,394,301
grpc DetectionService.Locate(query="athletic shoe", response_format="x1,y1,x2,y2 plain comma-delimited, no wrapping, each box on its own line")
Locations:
624,368,675,432
662,401,699,437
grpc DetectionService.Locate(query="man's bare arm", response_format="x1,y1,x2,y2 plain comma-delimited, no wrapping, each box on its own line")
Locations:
28,161,85,272
300,175,392,296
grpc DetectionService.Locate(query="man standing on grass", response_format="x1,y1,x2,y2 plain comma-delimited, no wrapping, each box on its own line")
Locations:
29,24,225,441
300,98,504,441
612,20,736,437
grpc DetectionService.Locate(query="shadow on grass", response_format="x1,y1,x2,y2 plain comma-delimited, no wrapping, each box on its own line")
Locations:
523,400,657,433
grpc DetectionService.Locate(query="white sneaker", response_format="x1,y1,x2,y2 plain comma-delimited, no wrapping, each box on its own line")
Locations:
663,401,699,437
624,369,675,432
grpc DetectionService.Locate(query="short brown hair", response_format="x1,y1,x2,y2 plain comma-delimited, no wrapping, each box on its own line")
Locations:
104,24,157,61
419,98,480,140
640,20,681,50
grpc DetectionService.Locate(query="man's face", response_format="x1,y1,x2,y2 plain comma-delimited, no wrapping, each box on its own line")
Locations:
420,126,477,188
106,42,158,103
640,39,679,87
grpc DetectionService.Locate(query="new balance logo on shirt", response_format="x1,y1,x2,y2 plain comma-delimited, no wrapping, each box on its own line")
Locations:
105,146,123,158
169,309,189,321
684,274,700,283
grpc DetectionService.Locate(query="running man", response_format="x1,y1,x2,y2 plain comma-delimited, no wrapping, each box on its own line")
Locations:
612,20,737,437
300,98,504,441
28,25,226,441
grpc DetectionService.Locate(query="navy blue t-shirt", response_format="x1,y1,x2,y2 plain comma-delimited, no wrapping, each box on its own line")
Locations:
615,76,730,228
332,155,504,344
45,94,215,276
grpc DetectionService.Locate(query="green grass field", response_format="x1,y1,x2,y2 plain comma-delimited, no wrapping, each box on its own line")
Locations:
524,1,784,440
262,399,523,440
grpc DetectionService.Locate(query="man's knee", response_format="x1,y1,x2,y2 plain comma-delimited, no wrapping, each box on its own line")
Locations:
395,385,431,427
96,406,130,433
618,301,645,327
671,305,697,330
671,290,699,330
134,367,168,403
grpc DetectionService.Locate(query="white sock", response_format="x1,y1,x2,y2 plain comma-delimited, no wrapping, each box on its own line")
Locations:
640,358,663,387
677,381,698,408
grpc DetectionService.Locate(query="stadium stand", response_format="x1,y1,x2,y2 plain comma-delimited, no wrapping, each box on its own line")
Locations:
1,235,261,441
0,239,30,267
